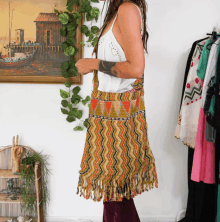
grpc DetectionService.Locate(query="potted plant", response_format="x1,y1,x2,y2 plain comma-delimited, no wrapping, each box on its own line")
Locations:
20,150,51,221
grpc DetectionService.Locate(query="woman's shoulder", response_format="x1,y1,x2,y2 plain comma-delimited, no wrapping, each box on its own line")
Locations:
118,2,142,22
118,1,141,13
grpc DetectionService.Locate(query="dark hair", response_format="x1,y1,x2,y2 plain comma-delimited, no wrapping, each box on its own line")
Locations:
91,0,149,59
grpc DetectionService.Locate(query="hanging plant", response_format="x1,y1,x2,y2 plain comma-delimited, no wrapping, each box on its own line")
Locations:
20,150,51,221
55,0,100,131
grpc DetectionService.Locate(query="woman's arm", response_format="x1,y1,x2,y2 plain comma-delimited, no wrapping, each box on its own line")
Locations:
92,2,145,79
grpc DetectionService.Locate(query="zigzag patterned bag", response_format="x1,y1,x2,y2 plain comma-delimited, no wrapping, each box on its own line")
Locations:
76,69,158,202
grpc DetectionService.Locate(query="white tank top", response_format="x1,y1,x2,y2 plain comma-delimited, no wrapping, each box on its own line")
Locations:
93,3,144,93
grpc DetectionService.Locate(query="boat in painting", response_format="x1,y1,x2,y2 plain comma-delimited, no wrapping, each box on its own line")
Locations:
0,1,36,69
0,51,36,68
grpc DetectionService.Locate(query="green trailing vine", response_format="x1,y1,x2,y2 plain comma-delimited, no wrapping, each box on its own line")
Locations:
55,0,100,131
20,150,51,222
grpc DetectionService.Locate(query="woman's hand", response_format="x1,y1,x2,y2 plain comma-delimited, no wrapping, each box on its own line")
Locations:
75,58,99,75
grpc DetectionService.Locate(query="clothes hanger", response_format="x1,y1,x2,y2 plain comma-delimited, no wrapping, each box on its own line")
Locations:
206,26,220,50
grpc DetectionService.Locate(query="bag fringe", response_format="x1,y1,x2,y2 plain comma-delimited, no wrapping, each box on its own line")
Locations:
76,163,158,202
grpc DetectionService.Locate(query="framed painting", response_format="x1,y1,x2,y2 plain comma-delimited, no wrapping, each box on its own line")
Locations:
0,0,84,84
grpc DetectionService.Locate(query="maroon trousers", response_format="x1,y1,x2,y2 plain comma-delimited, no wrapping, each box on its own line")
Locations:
103,197,141,222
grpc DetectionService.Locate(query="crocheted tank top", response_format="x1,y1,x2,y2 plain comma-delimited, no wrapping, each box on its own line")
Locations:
94,3,144,93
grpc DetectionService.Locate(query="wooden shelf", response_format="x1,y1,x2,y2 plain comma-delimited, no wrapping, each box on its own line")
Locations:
0,193,22,203
0,217,38,222
0,193,36,203
0,170,21,178
0,144,45,221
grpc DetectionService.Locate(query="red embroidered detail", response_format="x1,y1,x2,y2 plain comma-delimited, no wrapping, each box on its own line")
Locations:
187,83,190,88
136,97,140,109
122,101,131,114
105,101,112,114
91,99,98,112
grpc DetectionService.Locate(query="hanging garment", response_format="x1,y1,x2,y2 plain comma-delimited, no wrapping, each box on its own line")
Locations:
196,37,219,142
214,43,220,222
175,39,209,148
197,38,211,80
76,69,158,202
205,38,220,128
190,39,220,184
190,107,215,183
178,38,209,113
94,2,144,93
201,38,220,108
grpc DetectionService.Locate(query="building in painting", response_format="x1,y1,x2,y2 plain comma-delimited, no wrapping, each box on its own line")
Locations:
34,13,66,46
15,29,24,44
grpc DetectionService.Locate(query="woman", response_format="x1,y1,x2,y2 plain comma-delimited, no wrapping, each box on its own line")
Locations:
76,0,158,221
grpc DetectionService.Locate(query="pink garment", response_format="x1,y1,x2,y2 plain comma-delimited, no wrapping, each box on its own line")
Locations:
191,106,215,184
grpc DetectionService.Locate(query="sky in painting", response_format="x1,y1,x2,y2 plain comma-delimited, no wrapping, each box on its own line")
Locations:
0,0,67,41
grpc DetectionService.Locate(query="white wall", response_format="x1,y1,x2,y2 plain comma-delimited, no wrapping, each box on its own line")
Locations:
1,0,220,221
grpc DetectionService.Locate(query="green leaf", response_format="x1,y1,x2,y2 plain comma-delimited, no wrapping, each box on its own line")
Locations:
76,110,83,119
87,33,93,42
65,81,71,88
58,13,70,25
69,57,76,67
66,37,75,46
66,115,76,122
73,0,80,6
67,6,73,12
80,41,85,47
91,0,99,2
60,89,70,99
73,126,84,131
62,42,68,50
90,7,99,21
76,18,80,24
86,12,93,21
61,100,68,107
62,70,71,78
61,108,69,114
54,9,59,14
92,37,98,47
91,26,99,34
85,96,90,101
67,22,77,31
67,29,76,37
81,99,87,105
81,25,89,33
72,86,81,94
73,99,80,105
67,67,77,76
69,109,77,116
64,46,75,56
66,0,74,7
68,103,73,110
61,61,69,70
60,27,67,36
84,30,90,37
85,4,92,12
83,120,88,128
